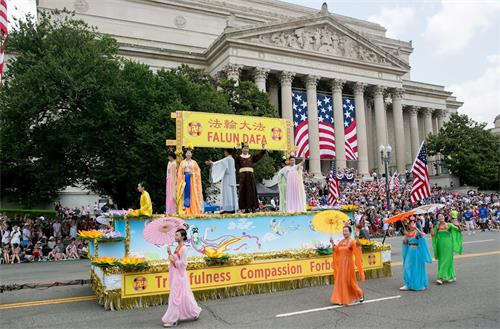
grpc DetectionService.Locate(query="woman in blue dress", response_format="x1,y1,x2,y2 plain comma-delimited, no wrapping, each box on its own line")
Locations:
400,218,432,291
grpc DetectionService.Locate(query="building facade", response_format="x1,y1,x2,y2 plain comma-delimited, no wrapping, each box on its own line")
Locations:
39,0,462,177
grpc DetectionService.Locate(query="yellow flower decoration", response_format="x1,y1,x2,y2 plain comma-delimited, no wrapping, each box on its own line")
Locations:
78,230,104,239
340,204,359,212
185,143,194,150
92,256,118,265
358,239,375,246
119,256,147,266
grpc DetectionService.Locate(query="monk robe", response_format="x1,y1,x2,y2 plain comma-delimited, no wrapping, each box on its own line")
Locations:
177,159,203,215
331,239,364,305
129,190,153,217
236,150,265,212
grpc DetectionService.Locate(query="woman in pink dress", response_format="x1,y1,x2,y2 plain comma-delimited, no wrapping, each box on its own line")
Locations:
277,155,306,213
165,152,177,214
162,228,201,327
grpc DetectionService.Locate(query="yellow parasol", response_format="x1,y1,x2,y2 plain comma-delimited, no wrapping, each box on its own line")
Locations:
311,210,350,234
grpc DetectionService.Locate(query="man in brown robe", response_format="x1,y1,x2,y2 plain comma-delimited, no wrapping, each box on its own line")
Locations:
236,143,266,213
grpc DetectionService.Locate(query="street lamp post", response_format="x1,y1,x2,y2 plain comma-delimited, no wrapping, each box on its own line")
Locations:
379,144,392,211
379,144,392,244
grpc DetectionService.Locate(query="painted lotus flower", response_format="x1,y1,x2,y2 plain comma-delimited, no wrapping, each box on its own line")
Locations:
314,242,331,250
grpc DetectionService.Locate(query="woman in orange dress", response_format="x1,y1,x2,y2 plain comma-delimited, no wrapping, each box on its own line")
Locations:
330,226,365,305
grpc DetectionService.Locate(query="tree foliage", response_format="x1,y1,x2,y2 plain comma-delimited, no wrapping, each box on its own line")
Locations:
1,10,120,206
427,113,500,190
1,11,283,210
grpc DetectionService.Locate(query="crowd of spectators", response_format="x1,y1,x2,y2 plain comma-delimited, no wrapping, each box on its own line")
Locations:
2,179,499,264
0,204,99,264
338,180,500,238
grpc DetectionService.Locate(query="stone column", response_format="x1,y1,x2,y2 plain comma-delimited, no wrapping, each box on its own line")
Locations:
225,64,243,85
408,106,420,159
268,77,279,115
391,88,406,173
423,108,434,174
437,109,445,131
423,108,434,138
354,82,369,177
305,75,322,176
373,85,387,171
280,71,295,141
254,67,270,92
331,79,347,170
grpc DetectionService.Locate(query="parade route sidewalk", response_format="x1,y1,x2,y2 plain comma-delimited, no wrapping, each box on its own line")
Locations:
0,259,90,287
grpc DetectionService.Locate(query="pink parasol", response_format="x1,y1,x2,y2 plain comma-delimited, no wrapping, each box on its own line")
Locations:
143,217,186,246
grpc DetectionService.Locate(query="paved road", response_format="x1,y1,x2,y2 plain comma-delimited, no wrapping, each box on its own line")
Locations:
0,232,499,329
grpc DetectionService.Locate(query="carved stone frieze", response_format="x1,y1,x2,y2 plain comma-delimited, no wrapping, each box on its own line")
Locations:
248,24,391,66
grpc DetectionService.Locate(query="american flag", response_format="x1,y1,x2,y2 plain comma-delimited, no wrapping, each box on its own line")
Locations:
390,171,400,192
327,161,340,205
343,97,358,160
317,94,335,159
410,142,431,203
0,0,7,78
292,91,309,158
378,177,386,197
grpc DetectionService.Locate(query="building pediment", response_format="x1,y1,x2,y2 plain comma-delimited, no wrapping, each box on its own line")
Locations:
209,12,410,72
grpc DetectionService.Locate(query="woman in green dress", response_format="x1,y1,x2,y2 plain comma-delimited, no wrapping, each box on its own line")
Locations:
431,213,463,285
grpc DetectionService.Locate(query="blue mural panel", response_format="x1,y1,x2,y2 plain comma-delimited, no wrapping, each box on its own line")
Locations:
128,213,350,261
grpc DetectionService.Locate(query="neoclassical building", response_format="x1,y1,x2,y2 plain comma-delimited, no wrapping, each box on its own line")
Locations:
39,0,462,177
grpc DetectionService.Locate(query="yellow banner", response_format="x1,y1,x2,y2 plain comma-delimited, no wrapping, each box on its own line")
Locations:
122,253,382,298
178,111,290,151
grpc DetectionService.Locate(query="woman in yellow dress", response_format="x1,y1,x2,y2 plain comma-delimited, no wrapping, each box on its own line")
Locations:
177,149,203,215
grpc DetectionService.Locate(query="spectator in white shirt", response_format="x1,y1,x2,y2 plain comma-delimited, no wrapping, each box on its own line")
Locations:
52,219,62,239
69,220,78,239
10,226,21,246
2,226,11,245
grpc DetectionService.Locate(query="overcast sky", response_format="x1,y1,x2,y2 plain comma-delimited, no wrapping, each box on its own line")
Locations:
6,0,499,127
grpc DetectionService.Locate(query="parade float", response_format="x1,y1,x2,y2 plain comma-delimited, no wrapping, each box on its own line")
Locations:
82,111,392,310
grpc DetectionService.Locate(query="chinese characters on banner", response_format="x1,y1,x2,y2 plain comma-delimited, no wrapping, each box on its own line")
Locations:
179,111,290,150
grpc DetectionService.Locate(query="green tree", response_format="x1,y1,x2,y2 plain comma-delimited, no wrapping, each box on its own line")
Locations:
0,10,120,206
1,11,283,210
427,113,500,190
84,64,232,209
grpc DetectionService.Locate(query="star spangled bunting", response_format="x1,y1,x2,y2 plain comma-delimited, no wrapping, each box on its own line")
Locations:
410,142,431,203
292,91,309,158
317,94,335,159
343,97,358,160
